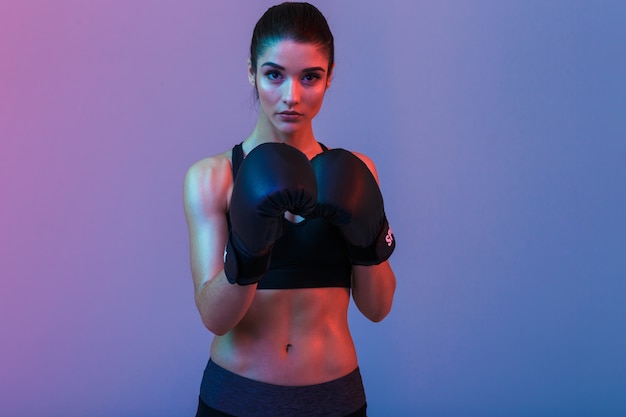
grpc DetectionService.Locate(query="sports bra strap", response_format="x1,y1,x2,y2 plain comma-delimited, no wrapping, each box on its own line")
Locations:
231,142,245,180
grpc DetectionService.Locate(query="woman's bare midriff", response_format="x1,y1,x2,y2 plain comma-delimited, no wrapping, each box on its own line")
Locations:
209,286,358,386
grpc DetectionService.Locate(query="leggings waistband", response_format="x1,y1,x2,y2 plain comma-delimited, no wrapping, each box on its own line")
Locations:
199,359,366,417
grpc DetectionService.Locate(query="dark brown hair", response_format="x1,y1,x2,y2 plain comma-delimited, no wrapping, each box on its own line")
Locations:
250,2,334,76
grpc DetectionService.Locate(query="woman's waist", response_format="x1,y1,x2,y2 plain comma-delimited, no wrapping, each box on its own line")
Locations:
210,320,357,385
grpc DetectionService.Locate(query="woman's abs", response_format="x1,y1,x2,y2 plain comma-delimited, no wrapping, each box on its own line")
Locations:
209,287,358,386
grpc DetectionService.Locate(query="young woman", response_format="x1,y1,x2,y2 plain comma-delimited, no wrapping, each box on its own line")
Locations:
183,3,397,416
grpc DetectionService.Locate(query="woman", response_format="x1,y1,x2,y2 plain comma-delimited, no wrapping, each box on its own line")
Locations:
183,3,396,416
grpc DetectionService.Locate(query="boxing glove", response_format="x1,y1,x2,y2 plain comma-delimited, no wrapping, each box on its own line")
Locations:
224,143,318,285
310,149,395,265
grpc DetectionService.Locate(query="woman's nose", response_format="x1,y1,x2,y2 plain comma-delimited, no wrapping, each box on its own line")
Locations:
282,79,300,106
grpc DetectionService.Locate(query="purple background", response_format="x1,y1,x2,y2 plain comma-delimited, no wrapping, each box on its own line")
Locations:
1,0,625,415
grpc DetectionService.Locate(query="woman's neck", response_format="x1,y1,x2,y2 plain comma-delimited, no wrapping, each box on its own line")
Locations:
244,119,321,158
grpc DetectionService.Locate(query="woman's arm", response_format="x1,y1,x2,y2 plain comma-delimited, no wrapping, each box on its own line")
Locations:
183,155,257,336
350,152,397,322
352,262,396,322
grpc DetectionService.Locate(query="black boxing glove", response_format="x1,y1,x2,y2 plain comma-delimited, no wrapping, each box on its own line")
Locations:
310,149,395,265
224,143,318,285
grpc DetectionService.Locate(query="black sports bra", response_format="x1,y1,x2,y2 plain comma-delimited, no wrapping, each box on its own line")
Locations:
229,142,352,289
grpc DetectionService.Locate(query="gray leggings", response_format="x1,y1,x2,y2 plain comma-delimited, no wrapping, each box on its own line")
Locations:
198,359,367,417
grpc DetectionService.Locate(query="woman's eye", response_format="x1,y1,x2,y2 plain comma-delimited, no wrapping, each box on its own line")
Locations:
303,73,321,83
266,71,282,81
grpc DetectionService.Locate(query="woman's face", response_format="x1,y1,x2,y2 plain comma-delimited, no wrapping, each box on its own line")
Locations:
250,39,332,137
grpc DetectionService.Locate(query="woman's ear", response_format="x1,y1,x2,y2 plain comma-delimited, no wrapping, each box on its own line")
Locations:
326,63,335,89
247,58,256,87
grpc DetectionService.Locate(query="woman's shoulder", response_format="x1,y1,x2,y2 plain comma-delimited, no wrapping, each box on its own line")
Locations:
183,148,234,212
185,148,232,182
348,150,374,165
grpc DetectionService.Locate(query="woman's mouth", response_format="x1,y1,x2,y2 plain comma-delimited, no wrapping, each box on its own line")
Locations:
278,111,303,122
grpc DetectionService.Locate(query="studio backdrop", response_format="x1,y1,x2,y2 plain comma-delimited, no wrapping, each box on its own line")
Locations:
1,0,625,415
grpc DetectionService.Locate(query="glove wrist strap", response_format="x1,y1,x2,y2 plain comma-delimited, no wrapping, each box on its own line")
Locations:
224,231,271,285
348,218,395,266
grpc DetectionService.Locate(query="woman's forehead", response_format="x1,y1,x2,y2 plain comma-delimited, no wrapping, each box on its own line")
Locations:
258,39,329,67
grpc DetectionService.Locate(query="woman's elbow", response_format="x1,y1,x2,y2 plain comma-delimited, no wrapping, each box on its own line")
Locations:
196,297,235,336
358,299,393,323
200,315,231,336
370,308,392,323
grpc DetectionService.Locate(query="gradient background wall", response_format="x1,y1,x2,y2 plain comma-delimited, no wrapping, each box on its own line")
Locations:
1,0,625,416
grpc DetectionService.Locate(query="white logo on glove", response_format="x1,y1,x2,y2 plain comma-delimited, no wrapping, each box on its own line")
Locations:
385,227,394,247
